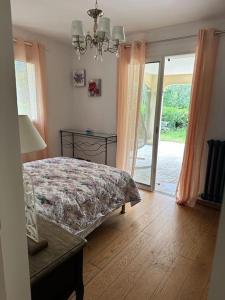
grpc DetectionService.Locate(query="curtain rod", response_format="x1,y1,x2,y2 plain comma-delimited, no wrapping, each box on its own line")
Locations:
13,38,33,47
123,29,225,48
13,29,225,48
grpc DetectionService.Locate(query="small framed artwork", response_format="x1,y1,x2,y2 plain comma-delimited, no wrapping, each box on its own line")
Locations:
73,69,86,87
88,79,101,97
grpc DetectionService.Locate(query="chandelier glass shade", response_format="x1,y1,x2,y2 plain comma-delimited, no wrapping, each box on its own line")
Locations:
71,0,125,60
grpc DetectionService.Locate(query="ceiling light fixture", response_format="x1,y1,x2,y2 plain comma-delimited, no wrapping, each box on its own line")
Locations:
71,0,125,61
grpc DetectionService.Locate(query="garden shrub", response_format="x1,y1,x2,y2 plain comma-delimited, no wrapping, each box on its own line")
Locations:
162,106,189,129
161,84,191,130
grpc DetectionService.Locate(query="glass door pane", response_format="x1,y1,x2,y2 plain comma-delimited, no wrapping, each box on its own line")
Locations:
133,62,160,187
155,53,195,195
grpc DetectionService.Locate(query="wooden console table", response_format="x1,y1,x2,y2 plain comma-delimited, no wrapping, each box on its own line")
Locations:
60,129,117,165
29,217,86,300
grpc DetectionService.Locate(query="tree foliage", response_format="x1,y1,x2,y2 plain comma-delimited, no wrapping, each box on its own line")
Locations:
162,84,191,130
163,84,191,109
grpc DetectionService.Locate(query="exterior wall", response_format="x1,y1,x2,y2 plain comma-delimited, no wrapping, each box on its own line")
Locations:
163,74,192,87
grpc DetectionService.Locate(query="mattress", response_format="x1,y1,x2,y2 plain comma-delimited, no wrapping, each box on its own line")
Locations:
24,157,141,237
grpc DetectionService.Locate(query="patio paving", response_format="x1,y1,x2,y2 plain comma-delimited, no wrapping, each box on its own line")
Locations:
134,141,185,196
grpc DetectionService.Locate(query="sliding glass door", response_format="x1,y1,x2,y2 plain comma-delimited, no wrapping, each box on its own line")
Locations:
133,53,195,194
133,61,163,190
155,54,195,195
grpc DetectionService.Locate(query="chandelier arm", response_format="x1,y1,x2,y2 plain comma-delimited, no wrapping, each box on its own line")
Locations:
102,38,109,52
72,36,88,54
73,45,87,55
103,38,119,53
106,47,119,53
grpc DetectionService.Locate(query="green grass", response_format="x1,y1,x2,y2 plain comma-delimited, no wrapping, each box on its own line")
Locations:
160,128,186,143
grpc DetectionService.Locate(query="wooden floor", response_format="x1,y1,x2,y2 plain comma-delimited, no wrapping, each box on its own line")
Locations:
71,190,220,300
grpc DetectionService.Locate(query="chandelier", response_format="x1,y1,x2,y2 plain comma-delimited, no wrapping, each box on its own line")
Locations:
71,0,125,61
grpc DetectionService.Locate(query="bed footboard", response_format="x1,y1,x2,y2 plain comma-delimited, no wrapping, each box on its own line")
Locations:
121,204,126,214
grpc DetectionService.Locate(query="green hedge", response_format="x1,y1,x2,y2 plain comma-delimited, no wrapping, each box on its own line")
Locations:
162,106,189,129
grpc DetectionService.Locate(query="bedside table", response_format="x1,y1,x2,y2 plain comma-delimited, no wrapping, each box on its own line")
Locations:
29,216,86,300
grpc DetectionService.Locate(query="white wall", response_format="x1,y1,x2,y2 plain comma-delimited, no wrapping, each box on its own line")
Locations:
71,49,117,133
13,26,74,157
71,49,117,165
0,1,30,299
207,35,225,141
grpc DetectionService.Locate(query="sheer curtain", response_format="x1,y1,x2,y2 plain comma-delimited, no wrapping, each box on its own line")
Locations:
116,41,146,175
14,39,48,161
176,29,219,206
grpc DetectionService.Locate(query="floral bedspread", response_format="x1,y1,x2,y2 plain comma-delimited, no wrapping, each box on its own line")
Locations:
23,157,141,237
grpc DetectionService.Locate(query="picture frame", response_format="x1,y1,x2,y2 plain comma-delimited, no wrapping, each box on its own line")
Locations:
73,69,86,87
88,79,101,97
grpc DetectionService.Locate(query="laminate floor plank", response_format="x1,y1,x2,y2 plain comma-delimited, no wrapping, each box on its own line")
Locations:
89,196,171,270
69,190,219,300
85,203,183,299
83,261,101,285
100,200,209,300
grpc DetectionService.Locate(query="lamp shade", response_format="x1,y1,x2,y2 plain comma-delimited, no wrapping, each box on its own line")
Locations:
72,20,85,37
97,17,111,38
18,115,47,154
112,26,125,42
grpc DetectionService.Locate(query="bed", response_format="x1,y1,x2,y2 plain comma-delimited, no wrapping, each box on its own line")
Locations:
24,157,141,238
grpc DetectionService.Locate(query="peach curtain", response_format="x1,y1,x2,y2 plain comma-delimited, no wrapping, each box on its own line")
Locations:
176,29,219,206
14,39,48,161
116,41,146,175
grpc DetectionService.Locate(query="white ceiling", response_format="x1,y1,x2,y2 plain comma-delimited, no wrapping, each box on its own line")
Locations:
11,0,225,43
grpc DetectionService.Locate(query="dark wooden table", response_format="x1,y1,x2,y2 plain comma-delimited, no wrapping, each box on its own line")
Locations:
29,217,86,300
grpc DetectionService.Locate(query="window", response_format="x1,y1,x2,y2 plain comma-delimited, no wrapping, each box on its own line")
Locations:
15,60,38,120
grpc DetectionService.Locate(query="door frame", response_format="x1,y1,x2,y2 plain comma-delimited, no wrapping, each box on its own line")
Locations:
136,58,165,192
150,58,165,191
138,51,196,193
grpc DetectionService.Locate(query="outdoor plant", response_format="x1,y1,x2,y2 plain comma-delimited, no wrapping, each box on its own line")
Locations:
139,83,191,144
161,84,191,143
162,106,189,129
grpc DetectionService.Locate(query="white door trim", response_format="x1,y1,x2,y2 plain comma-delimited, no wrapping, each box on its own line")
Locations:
150,58,165,191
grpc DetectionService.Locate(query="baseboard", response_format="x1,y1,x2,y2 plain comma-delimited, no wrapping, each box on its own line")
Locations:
197,197,221,210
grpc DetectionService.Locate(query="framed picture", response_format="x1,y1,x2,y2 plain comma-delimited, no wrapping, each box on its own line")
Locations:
88,79,101,97
73,69,86,87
